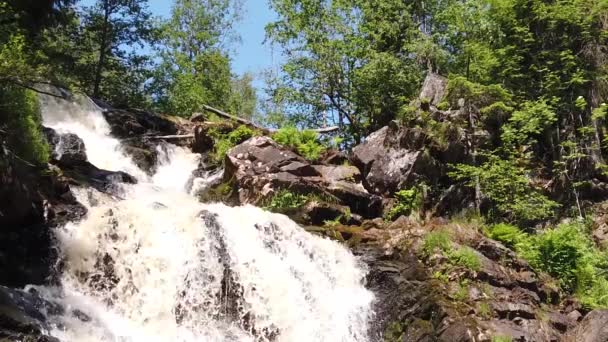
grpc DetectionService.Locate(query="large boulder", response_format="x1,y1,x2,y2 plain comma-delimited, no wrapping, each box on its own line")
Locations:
0,133,86,287
224,136,382,218
44,127,137,193
101,108,179,139
100,107,195,174
43,127,87,165
565,310,608,342
351,124,443,196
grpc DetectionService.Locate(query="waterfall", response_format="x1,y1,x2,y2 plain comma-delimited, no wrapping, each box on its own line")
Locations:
35,96,375,342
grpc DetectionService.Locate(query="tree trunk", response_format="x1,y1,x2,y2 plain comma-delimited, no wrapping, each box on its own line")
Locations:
93,2,110,98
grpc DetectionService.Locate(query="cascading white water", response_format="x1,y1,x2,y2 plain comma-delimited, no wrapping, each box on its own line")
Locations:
35,95,375,342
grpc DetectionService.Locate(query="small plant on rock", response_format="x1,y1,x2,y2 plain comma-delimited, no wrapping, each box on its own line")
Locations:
385,187,423,221
211,125,257,163
488,223,525,248
449,247,482,271
273,126,327,161
422,231,452,257
265,189,309,212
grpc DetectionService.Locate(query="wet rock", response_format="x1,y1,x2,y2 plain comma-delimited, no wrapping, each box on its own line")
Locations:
0,133,86,287
44,127,137,193
102,108,178,139
43,127,87,164
0,286,60,342
291,201,357,226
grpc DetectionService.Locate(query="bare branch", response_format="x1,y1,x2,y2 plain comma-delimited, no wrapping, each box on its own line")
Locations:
200,104,340,134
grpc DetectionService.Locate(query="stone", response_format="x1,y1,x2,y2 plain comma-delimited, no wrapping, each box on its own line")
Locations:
565,310,608,342
43,127,87,164
0,286,61,342
224,136,381,218
102,108,178,139
419,73,448,107
351,125,442,196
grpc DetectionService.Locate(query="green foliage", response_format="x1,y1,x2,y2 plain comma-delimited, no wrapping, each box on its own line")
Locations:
488,223,525,248
273,126,326,161
505,221,608,308
450,153,559,223
0,86,50,165
211,125,256,163
422,231,452,257
152,0,244,116
478,301,492,319
266,190,309,212
78,0,154,103
227,72,257,119
422,230,481,272
267,0,422,142
501,100,557,147
491,336,512,342
385,188,423,221
454,280,470,301
449,247,482,272
517,223,594,292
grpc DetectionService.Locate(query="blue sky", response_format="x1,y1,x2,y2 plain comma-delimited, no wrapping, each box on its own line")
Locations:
80,0,281,80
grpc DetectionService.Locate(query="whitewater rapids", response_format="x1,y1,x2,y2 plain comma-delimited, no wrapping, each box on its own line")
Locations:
34,95,375,342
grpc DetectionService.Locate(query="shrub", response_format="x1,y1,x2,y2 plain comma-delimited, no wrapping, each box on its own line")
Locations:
488,223,525,248
517,223,592,291
450,153,559,223
211,125,256,163
385,188,423,221
449,247,482,271
273,126,326,161
422,231,452,257
0,85,50,165
422,231,481,272
513,222,608,308
265,190,309,212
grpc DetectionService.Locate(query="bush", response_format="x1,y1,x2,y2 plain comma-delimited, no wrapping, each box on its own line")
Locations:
422,231,452,257
517,223,592,291
422,231,481,272
0,85,50,165
488,223,525,248
491,336,512,342
385,188,423,221
512,222,608,308
211,125,256,163
450,153,559,223
449,247,482,271
273,126,326,161
265,190,309,212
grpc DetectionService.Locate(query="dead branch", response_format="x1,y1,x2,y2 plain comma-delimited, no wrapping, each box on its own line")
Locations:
200,104,340,134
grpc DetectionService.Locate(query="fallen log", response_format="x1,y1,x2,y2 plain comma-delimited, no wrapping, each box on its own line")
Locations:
148,134,194,140
200,104,340,134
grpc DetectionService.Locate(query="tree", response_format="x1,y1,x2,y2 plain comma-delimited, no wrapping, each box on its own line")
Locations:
152,0,243,116
227,72,257,119
267,0,435,143
80,0,154,99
